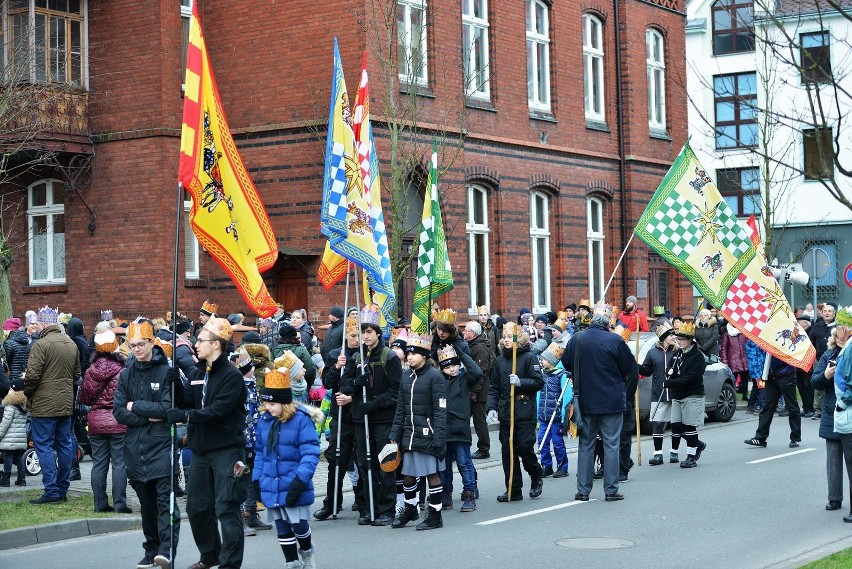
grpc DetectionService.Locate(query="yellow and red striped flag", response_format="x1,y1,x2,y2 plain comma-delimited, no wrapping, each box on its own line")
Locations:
178,3,278,317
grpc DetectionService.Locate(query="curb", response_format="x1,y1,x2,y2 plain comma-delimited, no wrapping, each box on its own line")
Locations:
0,516,141,551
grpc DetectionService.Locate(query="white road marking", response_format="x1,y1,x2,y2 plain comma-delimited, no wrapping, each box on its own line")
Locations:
475,499,595,526
747,448,816,464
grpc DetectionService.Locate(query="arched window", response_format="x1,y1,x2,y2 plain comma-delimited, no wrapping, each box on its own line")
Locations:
646,28,666,130
28,179,66,285
525,0,550,112
530,191,550,312
583,14,605,121
587,197,605,303
466,185,490,310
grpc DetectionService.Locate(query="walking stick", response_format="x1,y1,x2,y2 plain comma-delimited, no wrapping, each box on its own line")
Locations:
634,317,642,466
507,324,518,501
354,267,375,522
537,376,572,457
332,263,351,520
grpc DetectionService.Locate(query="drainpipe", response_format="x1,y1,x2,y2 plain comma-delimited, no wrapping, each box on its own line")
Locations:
613,0,629,303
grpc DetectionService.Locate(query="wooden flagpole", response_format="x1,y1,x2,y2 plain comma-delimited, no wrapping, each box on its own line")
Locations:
507,325,518,501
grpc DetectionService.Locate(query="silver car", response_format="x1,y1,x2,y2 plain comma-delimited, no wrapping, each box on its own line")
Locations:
627,332,737,431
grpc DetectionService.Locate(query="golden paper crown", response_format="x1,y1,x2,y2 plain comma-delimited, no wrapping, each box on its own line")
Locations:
557,311,569,321
126,319,154,341
345,315,360,335
389,327,409,345
477,305,490,314
503,322,518,336
203,316,233,341
552,319,567,332
274,350,300,371
264,368,291,390
437,344,459,364
578,299,591,310
676,322,696,337
153,338,173,359
546,342,564,361
200,300,218,316
433,308,457,325
234,347,252,370
655,321,674,341
406,333,432,352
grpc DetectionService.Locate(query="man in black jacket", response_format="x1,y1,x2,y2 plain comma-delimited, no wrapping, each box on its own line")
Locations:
340,305,401,526
463,321,494,459
167,316,247,569
320,305,345,364
810,302,836,419
113,319,177,569
488,323,545,502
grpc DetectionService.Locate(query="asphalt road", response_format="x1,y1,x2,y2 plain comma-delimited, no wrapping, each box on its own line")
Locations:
3,414,852,569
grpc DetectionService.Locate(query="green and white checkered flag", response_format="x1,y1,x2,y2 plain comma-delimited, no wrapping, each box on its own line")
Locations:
411,140,453,334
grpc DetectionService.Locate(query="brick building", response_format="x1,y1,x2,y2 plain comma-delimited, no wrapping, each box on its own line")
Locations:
2,0,693,327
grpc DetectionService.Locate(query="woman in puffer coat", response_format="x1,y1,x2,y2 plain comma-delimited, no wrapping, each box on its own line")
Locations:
0,380,28,486
253,367,323,569
720,323,749,398
389,334,447,531
80,330,130,513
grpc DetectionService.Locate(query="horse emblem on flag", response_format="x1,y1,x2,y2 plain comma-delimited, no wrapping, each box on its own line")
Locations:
701,250,724,280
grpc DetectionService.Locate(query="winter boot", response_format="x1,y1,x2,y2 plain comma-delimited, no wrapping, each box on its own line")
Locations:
15,471,26,486
0,472,10,487
298,546,316,569
70,460,82,481
416,507,443,531
441,489,453,510
392,504,419,528
242,515,256,537
245,511,272,530
460,490,477,512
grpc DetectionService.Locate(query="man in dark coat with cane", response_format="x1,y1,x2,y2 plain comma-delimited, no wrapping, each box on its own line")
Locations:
340,305,401,526
488,322,544,502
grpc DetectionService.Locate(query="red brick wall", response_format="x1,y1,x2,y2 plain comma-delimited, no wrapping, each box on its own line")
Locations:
4,0,693,331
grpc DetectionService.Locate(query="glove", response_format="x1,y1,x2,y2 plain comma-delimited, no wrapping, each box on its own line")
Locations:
165,408,188,424
509,374,520,387
361,400,377,415
166,367,179,385
285,477,306,507
354,373,370,388
486,410,498,424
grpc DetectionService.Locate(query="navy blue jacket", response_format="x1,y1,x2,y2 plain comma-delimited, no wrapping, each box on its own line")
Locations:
812,346,841,441
560,323,636,415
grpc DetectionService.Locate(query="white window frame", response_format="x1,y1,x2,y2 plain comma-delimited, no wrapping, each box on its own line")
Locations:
397,0,428,86
184,198,200,279
466,185,490,311
27,179,66,285
587,197,605,303
525,0,550,112
6,0,89,88
180,0,192,92
462,0,489,100
530,191,551,313
583,13,605,122
646,28,666,131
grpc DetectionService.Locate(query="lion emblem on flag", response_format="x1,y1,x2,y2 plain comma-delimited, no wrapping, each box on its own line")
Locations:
688,167,712,196
347,202,373,236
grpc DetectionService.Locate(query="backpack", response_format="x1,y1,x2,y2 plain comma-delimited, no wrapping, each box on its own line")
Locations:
355,347,391,376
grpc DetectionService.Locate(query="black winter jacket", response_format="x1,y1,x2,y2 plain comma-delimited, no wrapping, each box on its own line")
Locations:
113,347,172,482
323,346,357,423
638,343,676,403
340,344,401,424
811,347,841,441
4,330,33,382
488,343,544,424
664,344,706,399
321,318,344,364
810,318,834,360
442,352,482,444
176,352,247,456
390,361,447,459
467,334,494,403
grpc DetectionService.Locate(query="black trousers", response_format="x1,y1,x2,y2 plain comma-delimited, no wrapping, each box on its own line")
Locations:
323,416,363,511
355,421,396,518
498,421,542,493
471,400,490,452
755,375,802,442
186,446,246,569
619,407,636,475
130,476,179,559
797,368,815,413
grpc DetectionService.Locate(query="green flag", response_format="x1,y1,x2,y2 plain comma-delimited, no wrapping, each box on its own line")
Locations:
411,140,453,334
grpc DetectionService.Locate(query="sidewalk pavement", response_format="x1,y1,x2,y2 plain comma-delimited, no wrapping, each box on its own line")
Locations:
0,399,750,550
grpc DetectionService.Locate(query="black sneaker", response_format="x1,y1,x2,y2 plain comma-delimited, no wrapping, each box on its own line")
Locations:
680,456,697,468
471,450,490,459
541,466,554,478
313,505,336,520
357,515,372,525
789,440,800,448
553,469,569,478
604,492,624,502
497,491,523,502
372,514,394,526
529,478,543,499
744,438,767,448
669,452,680,463
649,455,664,466
137,557,156,569
593,468,604,480
392,504,419,528
618,472,629,483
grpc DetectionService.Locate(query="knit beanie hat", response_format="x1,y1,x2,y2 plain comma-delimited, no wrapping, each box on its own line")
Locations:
330,306,345,319
541,342,564,367
279,322,298,342
626,295,638,305
2,318,20,331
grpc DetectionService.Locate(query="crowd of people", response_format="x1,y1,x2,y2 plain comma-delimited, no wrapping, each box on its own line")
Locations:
1,294,851,569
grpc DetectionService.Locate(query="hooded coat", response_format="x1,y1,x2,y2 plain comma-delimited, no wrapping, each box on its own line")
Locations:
489,341,545,424
24,325,80,418
441,351,482,444
0,389,28,450
67,318,91,377
389,360,447,458
719,324,748,373
4,329,34,382
80,352,127,436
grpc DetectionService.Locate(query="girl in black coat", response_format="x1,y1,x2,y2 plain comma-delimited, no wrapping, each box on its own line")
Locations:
389,334,447,531
665,324,707,468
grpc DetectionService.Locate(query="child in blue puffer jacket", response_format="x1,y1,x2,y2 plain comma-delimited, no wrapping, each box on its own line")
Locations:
537,342,572,478
254,364,324,569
